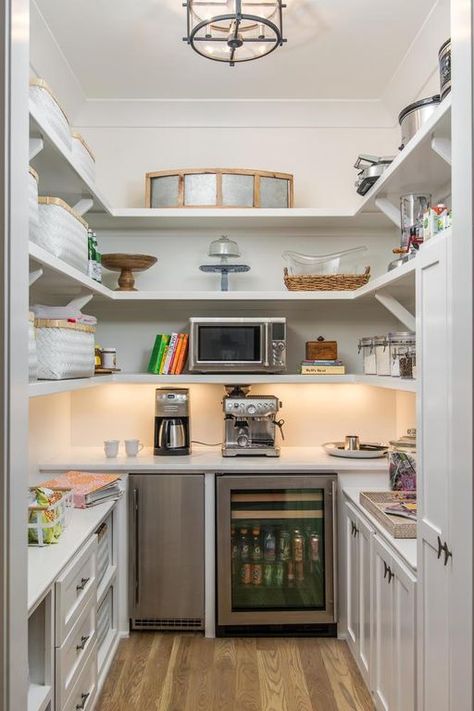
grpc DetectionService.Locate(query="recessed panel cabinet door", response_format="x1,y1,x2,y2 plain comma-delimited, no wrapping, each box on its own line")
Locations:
344,502,360,651
372,536,394,711
416,237,451,711
392,557,416,711
357,513,374,685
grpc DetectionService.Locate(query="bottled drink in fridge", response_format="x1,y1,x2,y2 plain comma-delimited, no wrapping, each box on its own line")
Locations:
239,528,250,562
309,532,320,562
287,560,295,588
274,561,284,587
251,527,263,586
231,527,239,577
295,560,305,584
292,529,304,562
264,563,273,587
240,563,252,585
263,529,276,561
278,529,291,561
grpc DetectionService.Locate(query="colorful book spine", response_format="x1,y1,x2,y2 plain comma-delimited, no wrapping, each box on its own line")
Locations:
162,333,179,374
147,334,164,373
175,334,189,374
170,334,185,374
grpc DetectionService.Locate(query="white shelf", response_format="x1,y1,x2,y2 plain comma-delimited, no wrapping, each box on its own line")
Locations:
29,101,112,216
29,242,112,299
28,376,114,397
28,372,417,395
88,207,391,232
356,95,451,215
27,238,421,303
27,683,51,711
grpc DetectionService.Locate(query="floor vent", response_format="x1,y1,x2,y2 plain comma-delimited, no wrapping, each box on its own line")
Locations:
132,618,204,631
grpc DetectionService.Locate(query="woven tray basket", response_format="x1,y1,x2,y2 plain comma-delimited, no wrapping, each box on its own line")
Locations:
284,266,371,291
35,318,96,380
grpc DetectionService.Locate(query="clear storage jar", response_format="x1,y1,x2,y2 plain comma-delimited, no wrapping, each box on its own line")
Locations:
389,332,416,377
358,337,376,375
374,336,390,376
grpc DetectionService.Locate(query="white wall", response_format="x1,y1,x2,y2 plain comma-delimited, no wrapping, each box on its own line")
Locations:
29,392,71,482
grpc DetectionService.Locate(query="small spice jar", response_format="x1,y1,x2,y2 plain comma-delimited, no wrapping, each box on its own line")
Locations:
374,336,390,376
358,337,376,375
389,332,416,377
101,347,117,369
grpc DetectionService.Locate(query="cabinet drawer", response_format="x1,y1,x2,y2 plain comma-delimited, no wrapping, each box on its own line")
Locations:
62,643,97,711
55,536,98,645
56,595,96,709
96,515,113,588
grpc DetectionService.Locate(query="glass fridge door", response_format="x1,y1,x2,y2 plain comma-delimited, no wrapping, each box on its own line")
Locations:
217,475,336,627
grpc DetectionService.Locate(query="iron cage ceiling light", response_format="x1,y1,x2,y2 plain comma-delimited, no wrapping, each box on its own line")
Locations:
184,1,287,66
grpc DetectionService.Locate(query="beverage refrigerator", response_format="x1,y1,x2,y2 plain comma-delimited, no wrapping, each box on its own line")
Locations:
216,474,337,636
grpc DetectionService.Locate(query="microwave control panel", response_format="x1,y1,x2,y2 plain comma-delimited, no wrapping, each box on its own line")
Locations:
271,339,286,367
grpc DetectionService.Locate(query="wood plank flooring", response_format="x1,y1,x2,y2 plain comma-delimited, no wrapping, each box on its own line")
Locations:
96,634,375,711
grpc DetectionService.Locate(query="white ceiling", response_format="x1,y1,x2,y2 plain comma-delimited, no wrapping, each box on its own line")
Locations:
35,0,439,100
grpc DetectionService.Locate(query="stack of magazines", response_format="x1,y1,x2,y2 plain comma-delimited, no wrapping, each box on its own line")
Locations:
39,471,122,508
300,359,345,375
147,333,189,375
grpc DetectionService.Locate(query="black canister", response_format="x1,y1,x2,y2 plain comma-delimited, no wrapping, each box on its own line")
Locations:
439,38,451,100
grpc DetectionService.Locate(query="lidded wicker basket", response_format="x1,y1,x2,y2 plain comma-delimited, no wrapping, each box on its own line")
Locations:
284,267,371,291
29,78,71,149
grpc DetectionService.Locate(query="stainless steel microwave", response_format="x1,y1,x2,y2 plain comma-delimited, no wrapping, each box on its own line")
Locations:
188,317,287,373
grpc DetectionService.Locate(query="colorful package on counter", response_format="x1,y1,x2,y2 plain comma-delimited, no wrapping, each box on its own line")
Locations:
28,487,64,544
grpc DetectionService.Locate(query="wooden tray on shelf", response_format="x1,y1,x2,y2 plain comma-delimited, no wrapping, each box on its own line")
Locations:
359,490,416,538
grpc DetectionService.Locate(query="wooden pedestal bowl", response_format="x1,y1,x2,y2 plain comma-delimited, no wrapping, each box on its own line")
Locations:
101,253,157,291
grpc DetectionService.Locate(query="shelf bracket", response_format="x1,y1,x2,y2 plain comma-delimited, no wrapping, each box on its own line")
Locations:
375,290,415,331
72,198,94,217
29,137,44,161
66,294,93,310
431,136,452,165
29,268,43,286
375,197,401,228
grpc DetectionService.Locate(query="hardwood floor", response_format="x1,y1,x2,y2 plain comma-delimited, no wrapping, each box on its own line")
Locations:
96,634,375,711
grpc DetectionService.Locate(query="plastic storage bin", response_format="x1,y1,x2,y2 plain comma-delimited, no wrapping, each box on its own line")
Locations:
71,131,96,184
35,319,96,380
28,312,38,382
28,166,39,232
31,197,88,273
29,78,72,150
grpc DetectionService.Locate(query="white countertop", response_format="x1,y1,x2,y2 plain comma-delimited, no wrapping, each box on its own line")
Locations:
28,499,117,613
343,487,417,571
39,446,389,474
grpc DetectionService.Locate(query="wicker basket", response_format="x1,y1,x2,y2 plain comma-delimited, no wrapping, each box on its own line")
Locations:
35,318,96,380
31,196,88,274
284,266,371,291
71,131,96,184
29,78,71,150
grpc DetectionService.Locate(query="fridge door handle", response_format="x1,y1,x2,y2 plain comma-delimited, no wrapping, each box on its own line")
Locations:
331,479,337,621
133,487,140,606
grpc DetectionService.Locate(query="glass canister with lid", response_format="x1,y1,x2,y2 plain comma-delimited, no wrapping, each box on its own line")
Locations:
389,429,416,491
358,337,376,375
389,331,416,377
374,336,390,376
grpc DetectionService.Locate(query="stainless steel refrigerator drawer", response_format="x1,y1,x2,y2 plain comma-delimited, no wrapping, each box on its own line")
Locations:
129,474,205,630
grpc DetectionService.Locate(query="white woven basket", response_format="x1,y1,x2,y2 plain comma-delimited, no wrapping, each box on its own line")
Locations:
72,131,96,184
28,312,38,382
30,78,72,150
36,319,96,380
31,197,88,273
28,166,39,232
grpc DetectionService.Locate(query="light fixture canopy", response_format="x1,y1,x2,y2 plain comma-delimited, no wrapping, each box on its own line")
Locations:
184,1,287,66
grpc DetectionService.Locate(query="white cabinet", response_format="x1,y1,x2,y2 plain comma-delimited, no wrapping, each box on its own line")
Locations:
372,535,416,711
344,501,374,685
416,236,453,711
343,495,416,711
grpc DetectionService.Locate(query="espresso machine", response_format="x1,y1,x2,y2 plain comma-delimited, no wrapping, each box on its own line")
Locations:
222,386,284,457
154,388,191,456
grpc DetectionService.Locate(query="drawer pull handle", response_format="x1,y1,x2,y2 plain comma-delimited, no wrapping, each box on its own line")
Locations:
76,577,90,592
388,567,394,583
443,543,453,566
383,561,389,579
76,634,90,651
76,692,90,709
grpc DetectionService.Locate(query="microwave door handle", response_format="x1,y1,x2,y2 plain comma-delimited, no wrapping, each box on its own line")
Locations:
263,322,270,367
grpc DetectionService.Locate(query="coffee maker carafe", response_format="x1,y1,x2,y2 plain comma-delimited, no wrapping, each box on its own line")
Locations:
154,388,191,456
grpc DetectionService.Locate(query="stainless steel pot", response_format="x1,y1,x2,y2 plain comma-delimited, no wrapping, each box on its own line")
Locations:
439,39,451,100
398,95,441,150
159,418,186,450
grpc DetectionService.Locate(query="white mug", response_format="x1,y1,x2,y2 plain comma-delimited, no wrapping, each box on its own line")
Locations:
125,439,144,457
104,440,119,458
